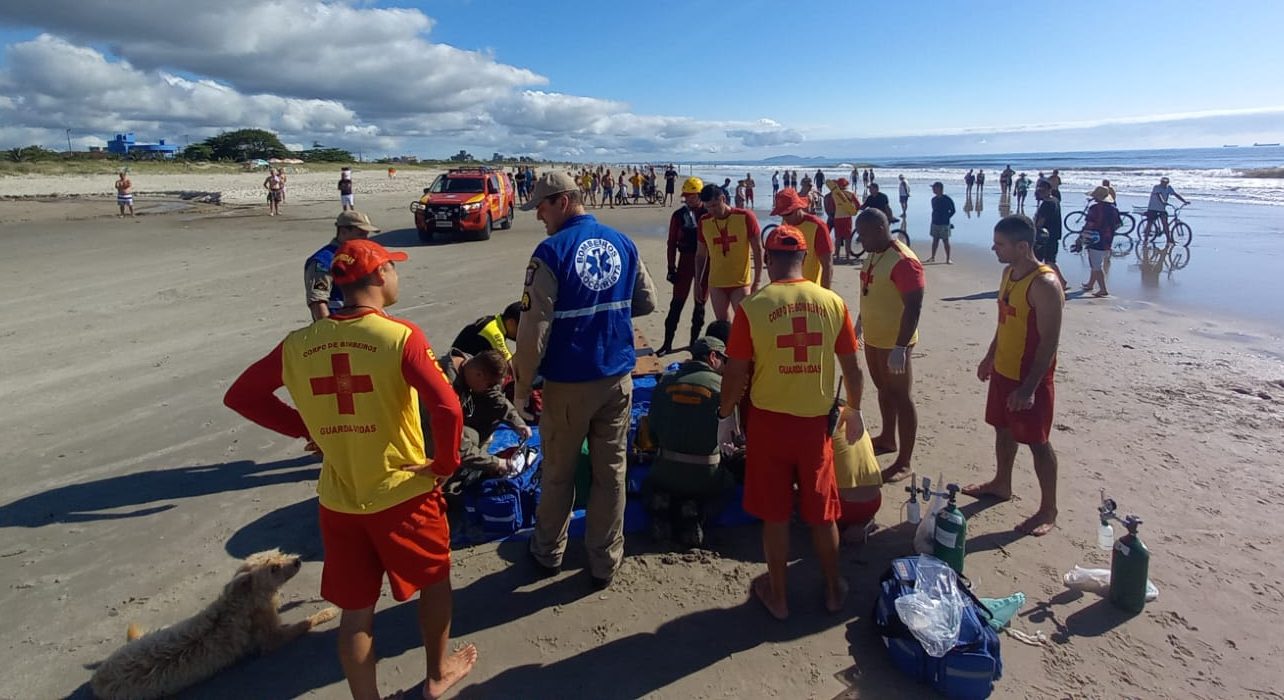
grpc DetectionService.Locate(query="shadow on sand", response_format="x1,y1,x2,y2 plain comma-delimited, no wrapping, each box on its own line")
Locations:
0,456,319,528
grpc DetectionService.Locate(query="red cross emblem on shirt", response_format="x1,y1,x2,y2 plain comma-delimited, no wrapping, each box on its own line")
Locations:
712,224,737,255
776,316,823,362
310,353,374,415
997,298,1017,324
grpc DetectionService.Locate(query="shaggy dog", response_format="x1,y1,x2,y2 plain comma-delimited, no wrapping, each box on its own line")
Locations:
90,549,337,700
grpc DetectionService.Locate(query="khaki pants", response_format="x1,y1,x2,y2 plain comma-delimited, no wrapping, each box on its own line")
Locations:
531,374,632,578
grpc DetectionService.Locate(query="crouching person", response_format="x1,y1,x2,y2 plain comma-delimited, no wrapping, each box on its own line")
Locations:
831,399,884,544
429,348,532,496
645,336,735,547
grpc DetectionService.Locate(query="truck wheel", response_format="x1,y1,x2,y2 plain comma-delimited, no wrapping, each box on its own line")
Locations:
474,215,492,242
499,206,513,230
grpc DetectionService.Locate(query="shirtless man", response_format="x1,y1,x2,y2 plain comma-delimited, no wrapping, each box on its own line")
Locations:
114,171,134,217
264,170,284,216
965,214,1065,537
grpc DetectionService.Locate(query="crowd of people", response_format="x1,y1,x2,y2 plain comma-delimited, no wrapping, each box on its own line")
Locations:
208,157,1195,697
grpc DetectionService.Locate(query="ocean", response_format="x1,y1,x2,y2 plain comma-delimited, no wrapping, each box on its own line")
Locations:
678,146,1284,208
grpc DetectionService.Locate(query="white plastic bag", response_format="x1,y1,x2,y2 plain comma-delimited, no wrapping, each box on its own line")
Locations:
913,481,948,554
894,555,964,657
1063,565,1159,601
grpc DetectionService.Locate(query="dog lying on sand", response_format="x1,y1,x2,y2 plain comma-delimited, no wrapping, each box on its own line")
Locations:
90,549,337,700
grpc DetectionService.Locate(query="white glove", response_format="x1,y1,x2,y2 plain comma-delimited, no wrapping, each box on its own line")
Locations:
888,346,909,375
844,408,866,444
717,410,742,456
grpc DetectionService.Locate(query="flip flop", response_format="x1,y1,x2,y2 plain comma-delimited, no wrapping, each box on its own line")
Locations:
872,443,897,456
881,466,914,483
1092,291,1110,298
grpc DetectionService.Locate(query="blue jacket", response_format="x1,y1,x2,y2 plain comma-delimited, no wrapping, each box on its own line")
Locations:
533,214,640,382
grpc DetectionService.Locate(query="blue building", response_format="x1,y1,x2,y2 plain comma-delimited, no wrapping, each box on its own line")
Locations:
106,133,179,159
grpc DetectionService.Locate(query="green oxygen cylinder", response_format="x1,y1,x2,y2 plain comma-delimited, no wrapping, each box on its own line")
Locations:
1109,516,1150,613
933,484,967,575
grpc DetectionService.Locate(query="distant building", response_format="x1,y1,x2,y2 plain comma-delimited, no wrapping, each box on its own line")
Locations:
106,133,178,159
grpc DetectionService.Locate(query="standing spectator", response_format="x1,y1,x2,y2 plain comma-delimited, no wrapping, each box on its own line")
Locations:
337,168,355,211
926,182,956,264
789,170,799,189
774,188,834,287
821,179,860,266
720,224,866,619
964,169,976,198
224,239,476,699
734,180,746,209
965,214,1065,537
114,170,134,217
1014,172,1032,211
600,170,615,209
976,169,986,194
1032,181,1067,289
744,172,756,209
814,168,826,191
515,173,658,589
306,211,380,321
1047,170,1063,201
1000,164,1015,197
663,164,678,206
694,183,763,322
771,170,781,198
863,182,894,222
659,177,710,355
854,209,925,482
263,169,284,216
720,177,733,203
1144,176,1190,245
897,174,910,218
645,336,734,547
277,168,288,202
861,169,870,194
1080,186,1121,298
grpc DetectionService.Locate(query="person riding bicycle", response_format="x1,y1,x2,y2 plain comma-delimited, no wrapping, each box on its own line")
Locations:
1145,176,1189,245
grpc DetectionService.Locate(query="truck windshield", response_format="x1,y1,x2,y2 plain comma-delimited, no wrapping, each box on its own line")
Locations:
432,177,484,194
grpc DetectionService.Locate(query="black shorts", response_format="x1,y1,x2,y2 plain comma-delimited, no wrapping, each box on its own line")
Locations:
1036,238,1059,263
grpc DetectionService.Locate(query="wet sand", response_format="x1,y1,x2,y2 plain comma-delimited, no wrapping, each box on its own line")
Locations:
0,184,1282,699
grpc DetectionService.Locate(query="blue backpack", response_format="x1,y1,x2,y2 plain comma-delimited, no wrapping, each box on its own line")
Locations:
463,425,543,536
872,556,1003,700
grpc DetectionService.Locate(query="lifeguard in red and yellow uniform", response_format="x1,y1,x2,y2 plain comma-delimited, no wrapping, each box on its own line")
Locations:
770,187,833,288
694,183,762,322
964,214,1066,538
224,238,479,697
720,224,867,621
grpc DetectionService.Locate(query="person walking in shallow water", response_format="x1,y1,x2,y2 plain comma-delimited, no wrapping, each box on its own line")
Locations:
964,169,975,198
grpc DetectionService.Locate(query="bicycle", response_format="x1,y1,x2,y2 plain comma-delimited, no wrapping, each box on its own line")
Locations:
1135,203,1192,247
762,216,910,262
1061,227,1134,257
1064,198,1136,236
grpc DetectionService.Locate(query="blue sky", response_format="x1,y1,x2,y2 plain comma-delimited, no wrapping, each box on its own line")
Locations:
1,0,1282,159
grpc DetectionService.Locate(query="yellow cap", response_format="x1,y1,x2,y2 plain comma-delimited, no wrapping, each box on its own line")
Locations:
681,176,704,195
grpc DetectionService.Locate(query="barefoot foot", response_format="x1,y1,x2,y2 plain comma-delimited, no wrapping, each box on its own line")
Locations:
751,573,788,620
425,643,478,699
880,463,913,483
825,577,849,614
1015,509,1057,537
961,481,1012,501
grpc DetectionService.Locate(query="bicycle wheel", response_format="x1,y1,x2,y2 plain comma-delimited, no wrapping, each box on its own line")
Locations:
1063,211,1086,234
1167,245,1190,270
1171,221,1192,247
1116,211,1136,236
896,228,911,247
1110,234,1134,257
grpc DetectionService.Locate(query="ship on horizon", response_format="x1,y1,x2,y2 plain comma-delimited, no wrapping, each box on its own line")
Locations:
1252,142,1280,147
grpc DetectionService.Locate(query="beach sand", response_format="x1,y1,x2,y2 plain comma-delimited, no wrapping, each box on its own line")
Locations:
0,181,1282,699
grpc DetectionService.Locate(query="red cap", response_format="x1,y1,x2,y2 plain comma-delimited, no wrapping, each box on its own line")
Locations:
770,188,808,216
835,177,850,188
331,239,408,284
765,224,808,252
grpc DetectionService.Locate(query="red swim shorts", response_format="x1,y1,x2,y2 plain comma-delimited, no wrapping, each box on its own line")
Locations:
318,491,451,610
833,217,854,241
743,406,840,524
985,373,1055,445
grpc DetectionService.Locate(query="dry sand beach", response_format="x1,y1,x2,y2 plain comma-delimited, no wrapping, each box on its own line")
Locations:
1,176,1282,699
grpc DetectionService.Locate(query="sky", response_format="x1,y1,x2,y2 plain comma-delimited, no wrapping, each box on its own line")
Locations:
1,0,1282,162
